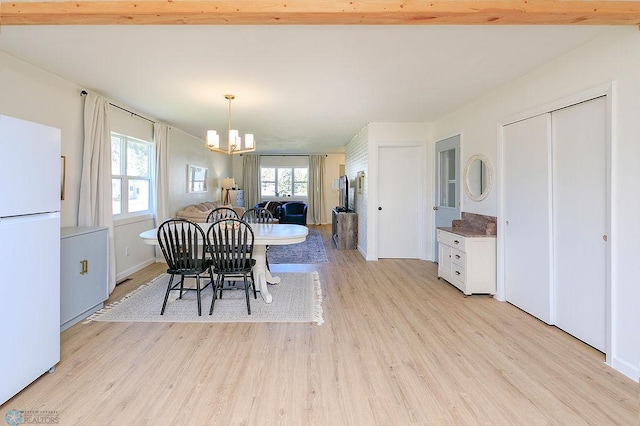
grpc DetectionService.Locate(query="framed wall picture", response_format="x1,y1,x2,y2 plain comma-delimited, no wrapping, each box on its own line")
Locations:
187,164,208,193
60,156,66,200
356,171,365,194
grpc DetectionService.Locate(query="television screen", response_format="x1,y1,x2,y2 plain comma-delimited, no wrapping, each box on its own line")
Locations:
338,175,349,211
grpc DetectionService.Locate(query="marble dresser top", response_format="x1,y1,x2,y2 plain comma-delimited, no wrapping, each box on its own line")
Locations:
439,212,497,237
437,227,496,238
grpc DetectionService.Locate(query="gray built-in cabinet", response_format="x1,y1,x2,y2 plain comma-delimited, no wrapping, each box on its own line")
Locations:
60,227,109,331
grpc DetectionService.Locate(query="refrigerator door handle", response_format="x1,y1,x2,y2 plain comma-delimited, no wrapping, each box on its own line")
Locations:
0,212,60,224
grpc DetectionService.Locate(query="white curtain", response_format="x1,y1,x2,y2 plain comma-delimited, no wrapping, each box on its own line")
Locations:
242,154,260,209
78,93,116,294
308,155,325,224
154,123,170,225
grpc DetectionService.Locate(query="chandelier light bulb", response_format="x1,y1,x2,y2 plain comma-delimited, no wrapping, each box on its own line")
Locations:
206,130,219,149
229,129,239,146
245,134,254,149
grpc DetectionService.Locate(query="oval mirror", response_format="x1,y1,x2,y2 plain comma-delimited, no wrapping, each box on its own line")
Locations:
464,154,493,201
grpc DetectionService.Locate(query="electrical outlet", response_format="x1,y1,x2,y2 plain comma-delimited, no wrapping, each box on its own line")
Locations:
125,247,130,257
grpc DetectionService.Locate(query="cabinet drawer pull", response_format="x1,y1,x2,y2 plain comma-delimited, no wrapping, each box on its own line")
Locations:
455,254,461,259
455,270,461,276
80,260,88,275
454,240,460,244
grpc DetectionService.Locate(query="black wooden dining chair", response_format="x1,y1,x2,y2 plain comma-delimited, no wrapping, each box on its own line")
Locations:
205,207,242,288
241,207,274,224
241,207,275,270
206,206,239,222
156,219,213,316
206,218,256,315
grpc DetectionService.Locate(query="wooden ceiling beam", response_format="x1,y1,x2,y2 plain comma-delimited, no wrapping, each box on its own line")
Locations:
1,1,639,26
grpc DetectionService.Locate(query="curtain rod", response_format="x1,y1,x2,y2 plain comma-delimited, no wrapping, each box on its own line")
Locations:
259,154,328,157
81,90,155,125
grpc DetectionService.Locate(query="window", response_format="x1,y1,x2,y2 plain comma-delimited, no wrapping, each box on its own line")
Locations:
260,167,308,197
111,132,153,216
438,147,456,208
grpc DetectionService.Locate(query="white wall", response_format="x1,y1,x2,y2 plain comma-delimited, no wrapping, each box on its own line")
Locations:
432,27,640,381
345,125,369,256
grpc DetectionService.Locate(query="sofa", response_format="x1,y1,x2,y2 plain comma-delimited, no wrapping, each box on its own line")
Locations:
175,201,245,223
280,202,308,225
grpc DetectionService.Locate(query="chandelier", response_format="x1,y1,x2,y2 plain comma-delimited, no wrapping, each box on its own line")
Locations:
206,94,256,155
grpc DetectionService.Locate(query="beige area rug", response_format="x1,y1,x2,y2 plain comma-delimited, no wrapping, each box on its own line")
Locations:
86,272,324,325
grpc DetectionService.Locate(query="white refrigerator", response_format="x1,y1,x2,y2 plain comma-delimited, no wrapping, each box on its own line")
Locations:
0,115,61,405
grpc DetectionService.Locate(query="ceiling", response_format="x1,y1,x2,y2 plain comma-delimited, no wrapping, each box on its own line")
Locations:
0,25,615,153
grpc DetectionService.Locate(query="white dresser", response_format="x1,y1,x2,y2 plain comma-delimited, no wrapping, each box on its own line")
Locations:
227,189,244,207
437,228,496,295
60,227,109,331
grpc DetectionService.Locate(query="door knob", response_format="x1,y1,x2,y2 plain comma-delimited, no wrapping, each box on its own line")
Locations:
378,207,382,211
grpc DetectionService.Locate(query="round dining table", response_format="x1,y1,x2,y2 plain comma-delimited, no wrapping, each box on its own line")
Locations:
139,222,308,303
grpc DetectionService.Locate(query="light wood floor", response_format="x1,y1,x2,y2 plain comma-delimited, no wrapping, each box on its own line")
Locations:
2,225,637,425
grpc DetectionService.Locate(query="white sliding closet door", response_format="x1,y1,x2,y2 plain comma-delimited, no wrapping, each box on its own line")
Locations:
503,114,552,323
552,97,607,352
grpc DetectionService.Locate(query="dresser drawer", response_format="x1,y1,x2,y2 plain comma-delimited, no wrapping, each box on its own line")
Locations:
451,267,465,291
451,248,465,267
438,230,466,250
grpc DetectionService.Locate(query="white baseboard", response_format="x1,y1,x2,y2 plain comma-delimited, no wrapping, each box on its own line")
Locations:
116,258,156,282
358,245,369,260
611,356,640,382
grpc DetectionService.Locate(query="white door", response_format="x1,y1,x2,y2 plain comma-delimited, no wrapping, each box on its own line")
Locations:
378,146,422,258
503,114,553,323
434,136,461,262
552,97,607,351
